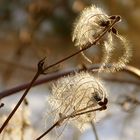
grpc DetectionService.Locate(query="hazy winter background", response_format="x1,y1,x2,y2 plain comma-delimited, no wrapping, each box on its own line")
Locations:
0,0,140,140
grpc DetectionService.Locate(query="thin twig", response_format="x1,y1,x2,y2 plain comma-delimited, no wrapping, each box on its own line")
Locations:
125,65,140,78
36,105,106,140
91,121,99,140
43,16,120,72
0,70,40,133
0,58,46,133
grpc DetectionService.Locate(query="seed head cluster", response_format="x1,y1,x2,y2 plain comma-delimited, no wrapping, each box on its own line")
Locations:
72,5,132,72
48,72,107,130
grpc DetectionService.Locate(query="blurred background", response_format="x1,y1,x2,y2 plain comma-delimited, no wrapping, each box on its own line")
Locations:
0,0,140,140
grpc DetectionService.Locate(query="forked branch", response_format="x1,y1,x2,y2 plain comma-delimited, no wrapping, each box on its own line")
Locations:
0,16,121,134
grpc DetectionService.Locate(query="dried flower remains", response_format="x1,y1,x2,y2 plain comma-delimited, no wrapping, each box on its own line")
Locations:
72,5,132,72
48,71,107,131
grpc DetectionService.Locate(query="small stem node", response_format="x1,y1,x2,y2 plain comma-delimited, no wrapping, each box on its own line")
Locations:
37,57,47,74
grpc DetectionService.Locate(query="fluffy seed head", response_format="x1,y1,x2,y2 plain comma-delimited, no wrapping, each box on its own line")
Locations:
48,71,107,130
72,5,132,72
72,5,115,68
72,5,110,47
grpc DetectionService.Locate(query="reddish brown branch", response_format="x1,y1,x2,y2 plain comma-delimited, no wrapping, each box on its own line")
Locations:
0,65,139,99
36,105,106,140
0,71,40,133
0,58,46,133
0,64,140,99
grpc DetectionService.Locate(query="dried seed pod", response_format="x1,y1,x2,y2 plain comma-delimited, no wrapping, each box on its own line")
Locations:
48,71,107,130
72,5,132,72
72,5,115,68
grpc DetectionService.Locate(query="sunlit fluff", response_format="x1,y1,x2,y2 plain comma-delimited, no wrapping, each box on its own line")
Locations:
72,5,110,47
48,71,107,130
72,5,132,72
